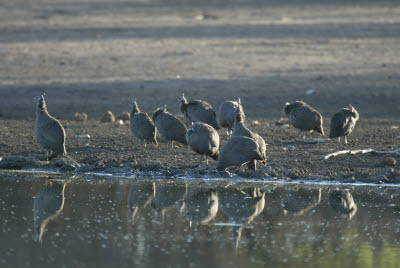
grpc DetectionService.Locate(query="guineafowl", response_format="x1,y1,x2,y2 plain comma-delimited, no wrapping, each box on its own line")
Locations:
218,98,243,136
127,181,155,220
283,187,322,216
217,136,263,171
130,100,157,147
179,93,220,130
218,187,265,250
329,189,357,219
150,182,188,221
329,105,359,144
35,94,67,159
33,180,66,242
152,105,187,148
284,101,325,139
184,187,218,226
231,106,266,170
185,122,220,166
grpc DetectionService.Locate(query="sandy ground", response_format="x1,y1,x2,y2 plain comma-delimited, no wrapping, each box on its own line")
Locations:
0,0,400,182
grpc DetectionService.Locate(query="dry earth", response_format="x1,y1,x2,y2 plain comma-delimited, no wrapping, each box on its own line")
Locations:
0,0,400,182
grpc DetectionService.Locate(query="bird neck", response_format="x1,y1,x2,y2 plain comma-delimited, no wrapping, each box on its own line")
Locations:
131,106,140,115
37,104,49,115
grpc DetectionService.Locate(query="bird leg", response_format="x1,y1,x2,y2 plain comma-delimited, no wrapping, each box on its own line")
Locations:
199,155,203,166
338,137,341,143
171,141,175,149
344,136,348,144
205,156,209,166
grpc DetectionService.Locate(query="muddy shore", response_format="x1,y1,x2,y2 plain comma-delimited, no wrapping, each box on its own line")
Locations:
0,0,399,183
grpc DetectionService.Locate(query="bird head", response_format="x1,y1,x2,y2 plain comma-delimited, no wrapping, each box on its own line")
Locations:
35,93,46,109
179,93,186,103
187,123,195,133
130,100,137,107
349,104,359,120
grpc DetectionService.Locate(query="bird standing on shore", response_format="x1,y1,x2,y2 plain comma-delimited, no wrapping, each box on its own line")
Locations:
218,98,243,136
329,105,359,144
217,136,263,171
284,101,325,139
35,94,67,159
186,122,220,166
179,93,220,130
130,100,157,147
231,106,266,170
152,105,187,148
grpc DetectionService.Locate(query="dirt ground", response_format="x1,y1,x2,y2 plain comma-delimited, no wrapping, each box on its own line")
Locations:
0,0,400,182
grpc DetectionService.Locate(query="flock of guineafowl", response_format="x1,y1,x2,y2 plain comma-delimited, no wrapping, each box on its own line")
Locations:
35,93,359,172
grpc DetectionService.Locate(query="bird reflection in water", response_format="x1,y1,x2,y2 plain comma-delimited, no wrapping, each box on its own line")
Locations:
184,187,218,227
218,187,265,250
150,182,188,222
329,189,357,220
282,186,322,216
127,181,155,221
33,180,66,242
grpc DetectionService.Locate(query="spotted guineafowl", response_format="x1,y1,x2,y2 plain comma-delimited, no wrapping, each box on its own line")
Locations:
284,101,325,139
218,98,243,136
217,136,263,171
329,105,359,144
130,100,157,147
179,93,220,130
35,94,67,159
152,105,187,148
33,180,66,242
231,106,266,170
186,122,220,166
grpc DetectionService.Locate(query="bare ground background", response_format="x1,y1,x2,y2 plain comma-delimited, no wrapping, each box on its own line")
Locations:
0,0,400,182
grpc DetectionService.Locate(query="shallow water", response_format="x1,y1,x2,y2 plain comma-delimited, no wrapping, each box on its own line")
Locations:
1,172,400,268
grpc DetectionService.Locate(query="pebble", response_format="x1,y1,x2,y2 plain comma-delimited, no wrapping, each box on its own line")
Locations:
219,170,232,178
100,111,115,123
382,157,397,167
117,112,130,122
74,112,88,122
306,89,317,95
75,134,90,139
275,118,288,125
250,120,260,126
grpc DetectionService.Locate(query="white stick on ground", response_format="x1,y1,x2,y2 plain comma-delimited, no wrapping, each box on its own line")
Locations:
322,148,400,160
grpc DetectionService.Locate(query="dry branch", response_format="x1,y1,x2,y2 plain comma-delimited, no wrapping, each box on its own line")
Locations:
322,148,400,160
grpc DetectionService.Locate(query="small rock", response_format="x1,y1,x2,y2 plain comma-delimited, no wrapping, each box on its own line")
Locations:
54,157,80,171
303,138,326,144
100,111,115,123
306,89,316,95
397,136,400,139
391,125,399,129
275,118,288,126
219,170,232,178
116,119,124,125
74,112,88,122
75,134,90,139
262,167,277,177
117,112,130,122
282,124,290,128
250,120,260,126
382,157,397,167
125,120,130,126
288,145,295,151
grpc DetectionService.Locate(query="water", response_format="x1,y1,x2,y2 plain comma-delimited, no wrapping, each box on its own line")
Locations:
1,172,400,268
